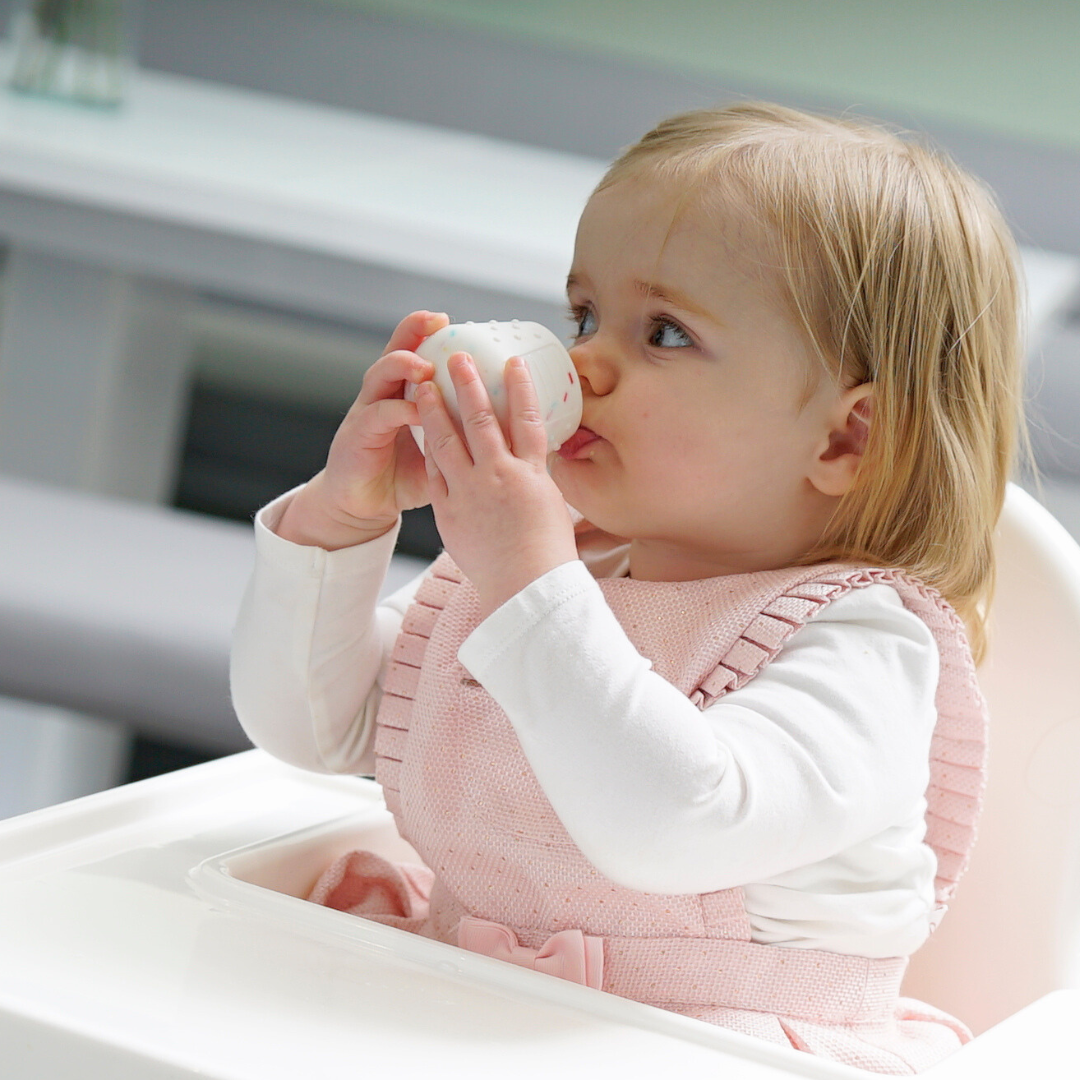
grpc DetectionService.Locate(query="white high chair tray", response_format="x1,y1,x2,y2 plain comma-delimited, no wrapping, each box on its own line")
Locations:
0,750,1072,1078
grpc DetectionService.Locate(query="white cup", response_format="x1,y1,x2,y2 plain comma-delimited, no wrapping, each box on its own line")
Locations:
407,320,583,452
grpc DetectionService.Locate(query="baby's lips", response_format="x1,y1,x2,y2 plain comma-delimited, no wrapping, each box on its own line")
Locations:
557,426,600,460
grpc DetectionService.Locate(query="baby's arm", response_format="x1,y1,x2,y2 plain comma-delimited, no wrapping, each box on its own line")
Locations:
458,565,939,894
230,490,425,774
231,309,447,770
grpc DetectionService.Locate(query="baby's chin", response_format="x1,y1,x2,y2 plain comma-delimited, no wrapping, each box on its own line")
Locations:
547,480,632,542
546,459,578,504
547,454,581,494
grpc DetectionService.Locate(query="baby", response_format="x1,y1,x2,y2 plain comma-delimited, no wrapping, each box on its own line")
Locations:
232,102,1023,1072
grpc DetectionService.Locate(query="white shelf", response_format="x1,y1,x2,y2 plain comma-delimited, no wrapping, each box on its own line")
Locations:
0,52,605,306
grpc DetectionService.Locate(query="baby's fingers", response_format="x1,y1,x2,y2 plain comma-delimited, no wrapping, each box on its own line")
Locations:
355,311,448,408
448,353,509,459
350,397,421,449
357,349,434,408
505,357,549,463
383,310,449,356
416,381,472,478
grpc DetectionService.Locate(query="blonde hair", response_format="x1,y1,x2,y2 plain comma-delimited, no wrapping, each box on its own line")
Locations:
600,102,1025,661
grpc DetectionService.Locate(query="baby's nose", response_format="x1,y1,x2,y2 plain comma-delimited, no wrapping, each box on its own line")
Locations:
569,341,616,397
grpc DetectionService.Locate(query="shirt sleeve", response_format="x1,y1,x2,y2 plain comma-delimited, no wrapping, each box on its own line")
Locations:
229,488,423,775
457,561,939,895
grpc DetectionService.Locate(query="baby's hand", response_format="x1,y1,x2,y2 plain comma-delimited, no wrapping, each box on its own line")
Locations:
275,310,447,549
417,351,577,618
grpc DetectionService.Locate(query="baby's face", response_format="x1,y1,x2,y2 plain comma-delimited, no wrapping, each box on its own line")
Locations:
550,176,846,581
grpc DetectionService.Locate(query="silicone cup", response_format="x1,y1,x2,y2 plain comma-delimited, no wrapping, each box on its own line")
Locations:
407,320,583,453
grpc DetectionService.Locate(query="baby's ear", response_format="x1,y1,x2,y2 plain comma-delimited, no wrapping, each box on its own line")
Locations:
809,384,873,498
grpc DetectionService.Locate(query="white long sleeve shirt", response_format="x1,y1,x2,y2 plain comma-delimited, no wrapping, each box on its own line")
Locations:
231,490,941,959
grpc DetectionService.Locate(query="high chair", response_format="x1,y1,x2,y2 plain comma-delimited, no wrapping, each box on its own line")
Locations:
0,483,1077,1078
903,481,1080,1035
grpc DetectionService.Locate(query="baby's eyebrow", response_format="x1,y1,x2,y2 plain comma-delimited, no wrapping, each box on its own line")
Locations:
633,279,717,323
566,273,723,327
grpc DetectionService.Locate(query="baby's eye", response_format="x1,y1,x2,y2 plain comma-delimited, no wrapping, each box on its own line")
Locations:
572,307,598,338
649,318,693,348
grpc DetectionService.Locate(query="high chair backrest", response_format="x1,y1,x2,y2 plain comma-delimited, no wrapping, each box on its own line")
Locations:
902,483,1080,1035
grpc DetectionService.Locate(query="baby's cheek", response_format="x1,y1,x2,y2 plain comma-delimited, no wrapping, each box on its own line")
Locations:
661,415,720,460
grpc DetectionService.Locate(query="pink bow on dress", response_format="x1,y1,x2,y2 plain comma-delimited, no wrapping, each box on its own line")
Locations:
457,916,604,990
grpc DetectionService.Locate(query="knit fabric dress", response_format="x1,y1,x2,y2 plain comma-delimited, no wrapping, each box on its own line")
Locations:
310,551,986,1074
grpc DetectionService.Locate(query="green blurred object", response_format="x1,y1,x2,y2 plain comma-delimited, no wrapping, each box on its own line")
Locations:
8,0,138,107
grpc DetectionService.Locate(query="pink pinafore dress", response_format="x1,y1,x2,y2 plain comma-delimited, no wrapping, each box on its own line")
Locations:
311,550,986,1074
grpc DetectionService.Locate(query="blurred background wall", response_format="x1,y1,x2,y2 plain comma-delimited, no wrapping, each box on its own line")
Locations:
5,0,1069,523
104,0,1080,252
1,0,1079,796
